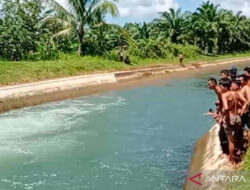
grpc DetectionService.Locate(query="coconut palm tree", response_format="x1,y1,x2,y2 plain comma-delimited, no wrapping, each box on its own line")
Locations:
41,0,119,55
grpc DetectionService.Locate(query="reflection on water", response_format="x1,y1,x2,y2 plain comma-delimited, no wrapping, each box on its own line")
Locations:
0,75,216,190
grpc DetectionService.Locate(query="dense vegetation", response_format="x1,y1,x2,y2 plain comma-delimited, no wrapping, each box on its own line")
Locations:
0,0,249,62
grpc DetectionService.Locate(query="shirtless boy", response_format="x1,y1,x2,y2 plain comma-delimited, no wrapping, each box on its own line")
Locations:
221,79,248,164
220,70,230,79
244,67,250,77
238,74,248,89
207,78,223,119
241,76,250,129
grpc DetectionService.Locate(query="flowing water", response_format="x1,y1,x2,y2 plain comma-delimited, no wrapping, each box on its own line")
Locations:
0,65,247,190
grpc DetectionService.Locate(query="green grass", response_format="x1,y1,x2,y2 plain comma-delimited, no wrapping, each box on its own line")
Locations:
241,150,250,171
226,150,250,190
141,52,250,65
0,52,250,85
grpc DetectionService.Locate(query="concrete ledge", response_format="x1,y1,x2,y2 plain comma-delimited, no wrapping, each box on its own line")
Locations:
184,125,232,190
0,73,117,100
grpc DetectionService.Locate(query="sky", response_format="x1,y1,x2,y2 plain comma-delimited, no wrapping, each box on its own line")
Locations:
56,0,250,25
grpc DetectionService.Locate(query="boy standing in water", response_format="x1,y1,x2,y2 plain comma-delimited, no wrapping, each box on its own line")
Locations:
179,53,184,67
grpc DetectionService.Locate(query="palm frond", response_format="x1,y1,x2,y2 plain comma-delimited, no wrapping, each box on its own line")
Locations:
42,0,75,22
39,16,73,28
42,0,69,16
53,27,74,39
92,1,119,17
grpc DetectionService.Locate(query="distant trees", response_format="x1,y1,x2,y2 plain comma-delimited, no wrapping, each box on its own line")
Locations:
41,0,119,55
153,8,187,43
0,0,44,60
0,0,249,61
149,1,250,55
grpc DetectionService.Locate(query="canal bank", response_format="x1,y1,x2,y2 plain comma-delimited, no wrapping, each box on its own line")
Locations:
184,124,234,190
0,57,249,113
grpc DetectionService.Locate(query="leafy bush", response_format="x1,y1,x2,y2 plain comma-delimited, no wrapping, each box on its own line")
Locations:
165,43,200,58
129,39,200,59
0,0,43,60
36,36,59,60
130,56,141,65
104,49,120,62
130,39,166,59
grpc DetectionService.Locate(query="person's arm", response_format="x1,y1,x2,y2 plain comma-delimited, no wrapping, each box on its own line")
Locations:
215,86,222,94
215,86,223,105
222,93,229,112
238,92,249,116
217,111,223,125
240,86,246,99
222,93,230,124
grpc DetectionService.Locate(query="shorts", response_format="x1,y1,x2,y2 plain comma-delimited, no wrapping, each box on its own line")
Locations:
223,114,242,137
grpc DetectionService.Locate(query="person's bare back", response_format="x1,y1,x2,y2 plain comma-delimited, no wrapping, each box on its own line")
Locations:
241,85,250,103
223,91,238,115
223,91,247,115
221,90,247,164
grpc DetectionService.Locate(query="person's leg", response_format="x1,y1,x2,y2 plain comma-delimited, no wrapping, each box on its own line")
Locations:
242,112,250,131
235,123,243,145
120,56,123,62
180,58,184,67
226,128,236,164
219,126,229,154
235,125,244,160
228,136,235,164
247,111,250,129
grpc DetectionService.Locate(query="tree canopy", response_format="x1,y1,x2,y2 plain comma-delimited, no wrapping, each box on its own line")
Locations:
0,0,249,61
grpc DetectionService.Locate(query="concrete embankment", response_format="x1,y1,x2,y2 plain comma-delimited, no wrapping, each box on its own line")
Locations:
0,57,249,113
184,124,234,190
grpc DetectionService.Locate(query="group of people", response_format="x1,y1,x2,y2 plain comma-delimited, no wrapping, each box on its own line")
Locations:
207,66,250,166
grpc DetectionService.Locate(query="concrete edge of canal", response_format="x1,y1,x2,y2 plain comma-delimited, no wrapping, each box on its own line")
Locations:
184,124,234,190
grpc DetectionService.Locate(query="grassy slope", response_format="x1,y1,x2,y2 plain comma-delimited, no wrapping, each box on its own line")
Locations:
227,151,250,190
242,152,250,170
0,52,250,85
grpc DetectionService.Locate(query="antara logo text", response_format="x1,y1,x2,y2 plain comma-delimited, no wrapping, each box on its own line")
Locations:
189,173,247,186
189,173,202,186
